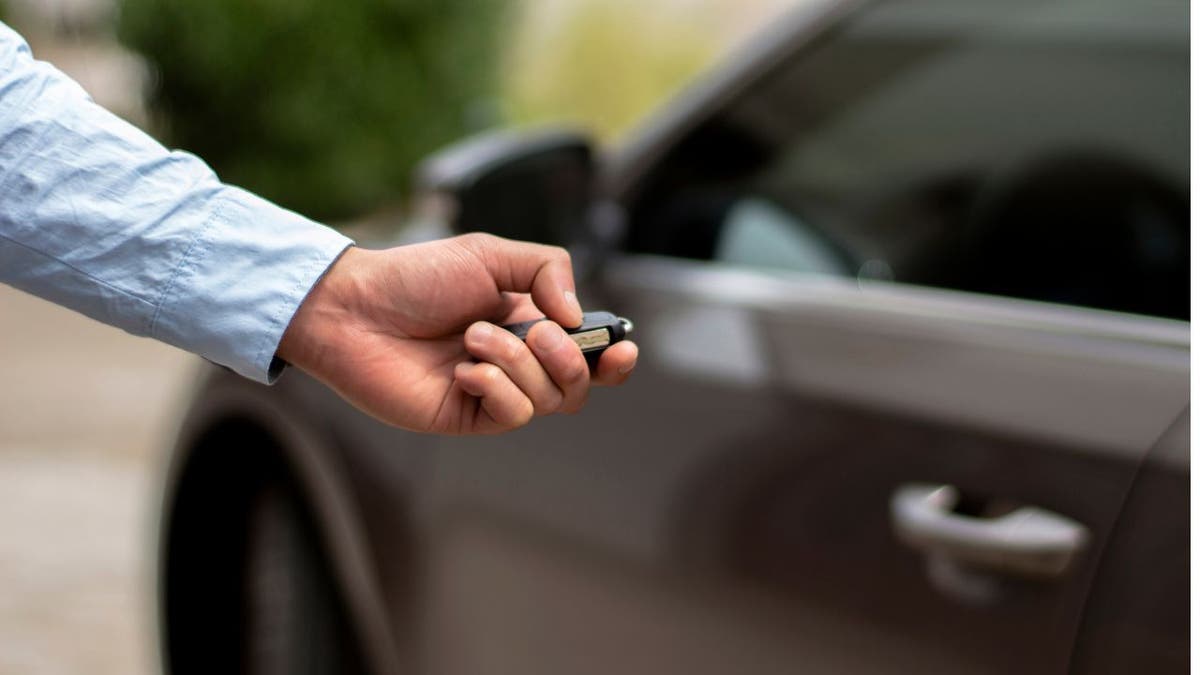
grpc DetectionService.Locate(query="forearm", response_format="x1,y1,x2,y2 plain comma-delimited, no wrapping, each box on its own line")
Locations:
0,22,351,382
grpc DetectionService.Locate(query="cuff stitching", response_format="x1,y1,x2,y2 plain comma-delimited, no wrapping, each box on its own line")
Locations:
253,243,349,382
148,193,227,338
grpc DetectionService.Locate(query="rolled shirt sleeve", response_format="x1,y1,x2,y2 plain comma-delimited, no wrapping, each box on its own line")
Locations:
0,22,353,383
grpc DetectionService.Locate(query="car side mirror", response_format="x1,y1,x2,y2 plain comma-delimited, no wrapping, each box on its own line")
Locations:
414,127,595,248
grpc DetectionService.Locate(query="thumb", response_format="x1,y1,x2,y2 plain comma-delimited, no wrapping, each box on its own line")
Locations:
462,233,584,328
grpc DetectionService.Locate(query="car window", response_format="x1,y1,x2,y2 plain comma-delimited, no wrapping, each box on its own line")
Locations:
626,0,1188,320
713,198,849,275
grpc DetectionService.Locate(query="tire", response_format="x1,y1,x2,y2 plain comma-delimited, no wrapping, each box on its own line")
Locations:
162,422,369,675
241,478,369,675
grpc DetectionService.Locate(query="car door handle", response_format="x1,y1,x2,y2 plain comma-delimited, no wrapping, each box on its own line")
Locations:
890,483,1090,579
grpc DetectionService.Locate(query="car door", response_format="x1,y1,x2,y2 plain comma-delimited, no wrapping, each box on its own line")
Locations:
569,262,1185,675
416,1,1188,673
603,0,1188,671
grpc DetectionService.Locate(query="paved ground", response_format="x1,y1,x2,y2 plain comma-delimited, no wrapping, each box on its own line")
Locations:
0,284,196,674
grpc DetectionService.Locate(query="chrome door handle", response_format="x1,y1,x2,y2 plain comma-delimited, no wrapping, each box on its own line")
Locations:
890,483,1090,579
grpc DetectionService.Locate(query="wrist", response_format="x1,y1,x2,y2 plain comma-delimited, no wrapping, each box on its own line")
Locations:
277,245,365,372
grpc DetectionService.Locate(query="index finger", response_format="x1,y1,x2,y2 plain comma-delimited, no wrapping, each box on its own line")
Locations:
458,233,584,328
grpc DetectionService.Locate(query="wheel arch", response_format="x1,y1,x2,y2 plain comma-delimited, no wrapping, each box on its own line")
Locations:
154,369,403,675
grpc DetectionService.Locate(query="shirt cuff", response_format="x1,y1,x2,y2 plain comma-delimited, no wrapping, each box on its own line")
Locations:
148,185,354,384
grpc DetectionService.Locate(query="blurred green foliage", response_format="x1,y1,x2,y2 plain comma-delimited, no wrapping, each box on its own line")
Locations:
118,0,508,221
504,0,719,141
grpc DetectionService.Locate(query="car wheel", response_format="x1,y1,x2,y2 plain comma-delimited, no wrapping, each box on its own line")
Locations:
162,421,370,675
242,476,370,675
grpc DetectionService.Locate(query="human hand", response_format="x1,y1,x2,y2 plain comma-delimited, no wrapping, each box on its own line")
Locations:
276,233,638,434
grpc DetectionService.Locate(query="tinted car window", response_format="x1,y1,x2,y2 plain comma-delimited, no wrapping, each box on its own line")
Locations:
627,0,1188,320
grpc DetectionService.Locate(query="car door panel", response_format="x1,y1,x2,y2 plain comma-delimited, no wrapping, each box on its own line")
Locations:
1069,410,1189,673
414,254,1184,674
420,253,1184,675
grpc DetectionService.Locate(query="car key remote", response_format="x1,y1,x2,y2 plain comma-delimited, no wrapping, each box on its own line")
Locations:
502,311,633,362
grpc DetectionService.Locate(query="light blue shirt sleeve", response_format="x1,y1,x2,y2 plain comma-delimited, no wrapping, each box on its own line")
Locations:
0,22,353,384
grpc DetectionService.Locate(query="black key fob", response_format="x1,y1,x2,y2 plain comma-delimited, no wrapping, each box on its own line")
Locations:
503,311,633,365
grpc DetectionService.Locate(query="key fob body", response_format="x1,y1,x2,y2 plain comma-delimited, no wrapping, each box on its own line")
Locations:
503,311,633,365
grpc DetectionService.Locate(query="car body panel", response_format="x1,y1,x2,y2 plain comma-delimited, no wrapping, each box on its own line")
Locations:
402,259,1184,673
1070,409,1189,672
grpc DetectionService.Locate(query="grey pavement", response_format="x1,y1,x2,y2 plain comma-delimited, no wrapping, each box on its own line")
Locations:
0,283,196,675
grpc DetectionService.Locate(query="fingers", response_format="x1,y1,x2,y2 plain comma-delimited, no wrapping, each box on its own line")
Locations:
463,320,591,416
525,321,591,413
454,362,534,431
455,297,640,430
458,233,583,328
464,321,564,415
593,340,639,387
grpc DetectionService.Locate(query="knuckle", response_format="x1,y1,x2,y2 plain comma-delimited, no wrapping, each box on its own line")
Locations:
562,393,587,415
534,388,565,415
560,359,589,385
502,335,527,364
456,232,495,254
480,363,503,385
459,232,490,245
514,398,535,426
549,245,571,263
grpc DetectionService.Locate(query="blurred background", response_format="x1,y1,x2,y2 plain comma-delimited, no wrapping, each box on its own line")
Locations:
0,0,794,672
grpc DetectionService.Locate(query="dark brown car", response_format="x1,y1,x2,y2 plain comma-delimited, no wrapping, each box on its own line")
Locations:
157,0,1189,673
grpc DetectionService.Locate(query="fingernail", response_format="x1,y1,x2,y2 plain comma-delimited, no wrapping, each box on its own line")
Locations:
535,324,565,350
619,359,637,375
564,291,583,324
